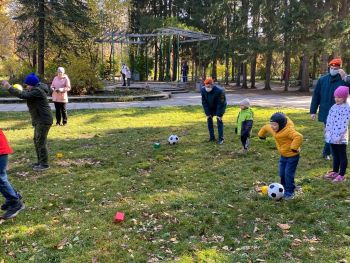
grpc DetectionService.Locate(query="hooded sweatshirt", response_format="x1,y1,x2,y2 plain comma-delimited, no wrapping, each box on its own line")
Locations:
9,83,53,126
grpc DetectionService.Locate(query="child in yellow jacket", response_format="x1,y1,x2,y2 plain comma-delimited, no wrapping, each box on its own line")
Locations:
258,112,303,200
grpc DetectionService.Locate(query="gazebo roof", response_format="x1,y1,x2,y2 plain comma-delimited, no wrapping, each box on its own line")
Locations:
95,27,216,44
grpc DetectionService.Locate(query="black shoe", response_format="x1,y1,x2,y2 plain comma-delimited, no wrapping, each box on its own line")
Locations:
1,201,25,220
31,162,40,168
1,193,22,211
208,138,216,142
217,139,224,145
33,164,50,171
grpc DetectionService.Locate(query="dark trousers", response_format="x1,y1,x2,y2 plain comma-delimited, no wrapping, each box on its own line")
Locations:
127,78,131,86
0,155,19,201
279,154,300,196
122,73,126,86
330,144,348,176
182,75,188,82
34,124,51,166
54,102,67,125
240,135,249,150
207,116,223,140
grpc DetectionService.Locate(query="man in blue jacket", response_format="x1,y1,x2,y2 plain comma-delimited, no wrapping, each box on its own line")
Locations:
201,78,227,144
310,58,350,160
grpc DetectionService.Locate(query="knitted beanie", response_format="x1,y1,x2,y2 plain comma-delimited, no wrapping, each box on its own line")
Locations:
270,112,287,131
57,67,65,74
334,86,349,99
239,98,250,107
24,73,40,87
204,78,213,85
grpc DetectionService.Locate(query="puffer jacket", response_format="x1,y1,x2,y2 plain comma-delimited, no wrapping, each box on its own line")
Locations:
258,118,303,157
9,83,53,126
0,129,13,155
236,107,254,136
201,85,227,117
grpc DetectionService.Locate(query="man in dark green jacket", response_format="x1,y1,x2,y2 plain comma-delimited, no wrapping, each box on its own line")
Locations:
2,73,53,171
310,58,350,160
201,78,227,144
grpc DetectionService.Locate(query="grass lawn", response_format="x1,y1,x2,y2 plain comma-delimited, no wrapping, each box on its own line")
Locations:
0,106,349,263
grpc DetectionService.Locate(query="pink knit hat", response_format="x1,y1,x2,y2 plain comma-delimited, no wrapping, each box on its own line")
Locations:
334,86,349,99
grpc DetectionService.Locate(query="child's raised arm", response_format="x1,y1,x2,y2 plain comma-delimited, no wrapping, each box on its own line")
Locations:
258,124,274,139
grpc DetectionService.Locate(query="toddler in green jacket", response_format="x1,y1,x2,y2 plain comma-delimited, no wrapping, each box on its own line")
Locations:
235,98,254,153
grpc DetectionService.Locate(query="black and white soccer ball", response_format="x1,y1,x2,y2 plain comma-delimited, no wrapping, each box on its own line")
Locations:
268,183,284,200
168,134,179,145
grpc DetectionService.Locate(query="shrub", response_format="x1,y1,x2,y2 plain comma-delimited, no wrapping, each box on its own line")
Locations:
65,56,103,95
1,57,34,84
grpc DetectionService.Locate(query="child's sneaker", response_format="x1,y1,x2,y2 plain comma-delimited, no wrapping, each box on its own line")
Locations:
1,201,25,220
323,171,338,180
332,175,346,183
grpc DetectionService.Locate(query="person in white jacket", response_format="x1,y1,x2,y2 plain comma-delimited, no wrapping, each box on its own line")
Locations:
121,63,129,86
323,85,350,183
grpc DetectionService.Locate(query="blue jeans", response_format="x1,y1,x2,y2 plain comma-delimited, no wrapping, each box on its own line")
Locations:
207,116,223,140
279,155,300,197
0,155,19,201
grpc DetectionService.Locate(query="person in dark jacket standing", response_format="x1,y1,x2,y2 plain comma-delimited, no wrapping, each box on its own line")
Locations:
201,77,227,144
2,73,53,171
310,58,350,160
181,61,189,82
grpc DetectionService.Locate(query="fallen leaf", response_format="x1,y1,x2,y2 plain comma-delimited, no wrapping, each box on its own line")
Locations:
277,223,291,230
253,225,259,233
291,238,302,247
91,256,99,263
55,237,68,250
309,246,316,252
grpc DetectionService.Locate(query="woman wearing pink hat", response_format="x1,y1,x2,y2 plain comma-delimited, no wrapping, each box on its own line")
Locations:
323,86,350,182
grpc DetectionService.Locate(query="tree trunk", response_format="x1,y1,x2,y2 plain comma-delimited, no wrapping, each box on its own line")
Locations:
172,37,178,81
37,0,45,77
225,52,229,85
284,50,291,91
231,54,235,81
264,51,272,90
241,63,248,89
236,62,241,87
158,38,164,81
165,39,171,81
154,39,158,80
32,48,37,71
311,53,317,80
250,54,257,89
203,64,207,80
211,58,217,81
320,53,329,75
300,53,310,92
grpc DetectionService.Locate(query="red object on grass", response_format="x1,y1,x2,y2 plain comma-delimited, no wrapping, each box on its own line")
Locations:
114,212,124,223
